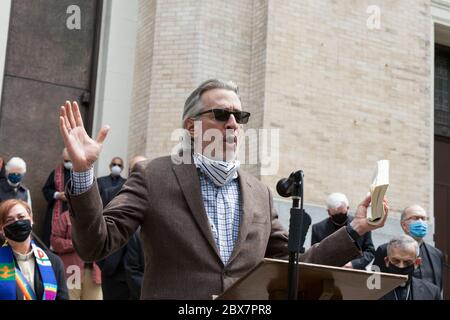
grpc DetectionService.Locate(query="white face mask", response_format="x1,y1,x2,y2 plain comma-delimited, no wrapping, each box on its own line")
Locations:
111,165,122,176
64,161,73,171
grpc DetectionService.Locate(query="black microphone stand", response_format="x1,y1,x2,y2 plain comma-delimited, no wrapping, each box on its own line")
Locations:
277,170,311,300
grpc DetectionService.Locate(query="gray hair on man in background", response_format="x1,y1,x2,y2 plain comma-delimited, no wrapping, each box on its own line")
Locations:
326,192,349,210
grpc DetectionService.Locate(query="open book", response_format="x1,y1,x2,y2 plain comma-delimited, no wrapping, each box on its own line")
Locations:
367,160,389,225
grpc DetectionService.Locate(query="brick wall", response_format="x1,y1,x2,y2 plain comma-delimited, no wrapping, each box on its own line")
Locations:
129,0,433,218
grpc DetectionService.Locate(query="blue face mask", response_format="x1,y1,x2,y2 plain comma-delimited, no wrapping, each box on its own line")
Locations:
409,220,428,239
7,173,23,184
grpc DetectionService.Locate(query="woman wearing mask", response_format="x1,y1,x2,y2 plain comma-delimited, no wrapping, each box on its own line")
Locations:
0,199,68,300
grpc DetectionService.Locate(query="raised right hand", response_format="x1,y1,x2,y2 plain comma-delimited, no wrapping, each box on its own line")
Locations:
59,101,109,172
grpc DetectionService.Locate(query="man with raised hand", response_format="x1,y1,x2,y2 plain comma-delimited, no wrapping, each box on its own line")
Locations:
59,79,389,299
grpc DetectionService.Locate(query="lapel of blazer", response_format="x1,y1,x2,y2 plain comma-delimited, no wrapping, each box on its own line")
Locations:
172,162,221,261
227,169,257,265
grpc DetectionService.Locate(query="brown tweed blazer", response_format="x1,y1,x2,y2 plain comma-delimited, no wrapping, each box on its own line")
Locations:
66,156,361,299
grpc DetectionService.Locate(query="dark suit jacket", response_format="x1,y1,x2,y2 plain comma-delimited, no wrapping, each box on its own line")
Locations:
124,230,144,300
15,246,69,300
0,180,29,203
66,156,362,299
379,277,441,300
97,182,130,299
373,242,443,291
311,216,375,269
97,174,126,197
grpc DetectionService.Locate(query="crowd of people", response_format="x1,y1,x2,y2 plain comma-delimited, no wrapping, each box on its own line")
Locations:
312,192,443,300
0,78,444,300
0,154,145,300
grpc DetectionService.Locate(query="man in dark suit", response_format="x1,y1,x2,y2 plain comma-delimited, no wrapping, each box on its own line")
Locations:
379,234,441,300
97,157,145,300
97,157,126,197
311,192,375,270
58,80,390,299
42,149,72,248
373,205,443,291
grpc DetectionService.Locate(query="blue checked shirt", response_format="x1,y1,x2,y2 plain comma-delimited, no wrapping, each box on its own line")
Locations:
196,169,241,265
71,166,242,265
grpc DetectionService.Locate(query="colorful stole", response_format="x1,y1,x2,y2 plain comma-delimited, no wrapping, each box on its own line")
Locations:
0,241,58,300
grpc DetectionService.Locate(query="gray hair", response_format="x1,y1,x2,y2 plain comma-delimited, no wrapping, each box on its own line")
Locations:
387,234,420,257
181,79,240,126
400,205,427,221
326,192,349,210
5,157,26,173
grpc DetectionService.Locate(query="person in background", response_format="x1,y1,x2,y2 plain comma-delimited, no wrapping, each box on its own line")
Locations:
97,157,126,199
0,199,68,300
373,205,443,291
311,192,375,270
41,149,72,248
50,152,102,300
124,228,144,299
379,234,441,300
97,155,146,300
0,157,32,209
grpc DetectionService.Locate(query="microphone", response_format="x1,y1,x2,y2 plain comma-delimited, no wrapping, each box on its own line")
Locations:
276,170,303,197
276,169,310,300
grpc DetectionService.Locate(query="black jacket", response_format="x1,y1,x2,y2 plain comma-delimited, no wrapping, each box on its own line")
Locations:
0,180,29,203
41,168,71,248
97,174,126,198
373,242,443,291
96,183,131,299
124,230,144,300
379,277,441,300
311,215,375,269
15,246,69,300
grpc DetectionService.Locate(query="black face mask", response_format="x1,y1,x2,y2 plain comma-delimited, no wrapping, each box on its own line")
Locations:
386,263,415,280
330,213,348,226
3,220,32,242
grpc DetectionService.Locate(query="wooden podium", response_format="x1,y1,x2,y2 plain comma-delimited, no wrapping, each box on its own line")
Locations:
217,258,407,300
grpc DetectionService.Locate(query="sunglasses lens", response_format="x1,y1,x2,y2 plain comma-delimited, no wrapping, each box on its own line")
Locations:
236,112,250,124
212,109,250,124
212,109,230,121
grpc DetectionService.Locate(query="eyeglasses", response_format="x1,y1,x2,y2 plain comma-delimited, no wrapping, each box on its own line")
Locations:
404,215,429,222
195,109,251,124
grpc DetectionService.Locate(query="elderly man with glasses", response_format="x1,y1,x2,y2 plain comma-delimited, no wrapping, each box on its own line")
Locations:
373,205,444,292
379,234,441,300
57,79,389,299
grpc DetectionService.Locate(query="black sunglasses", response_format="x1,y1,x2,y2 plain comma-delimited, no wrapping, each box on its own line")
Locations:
195,109,251,124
